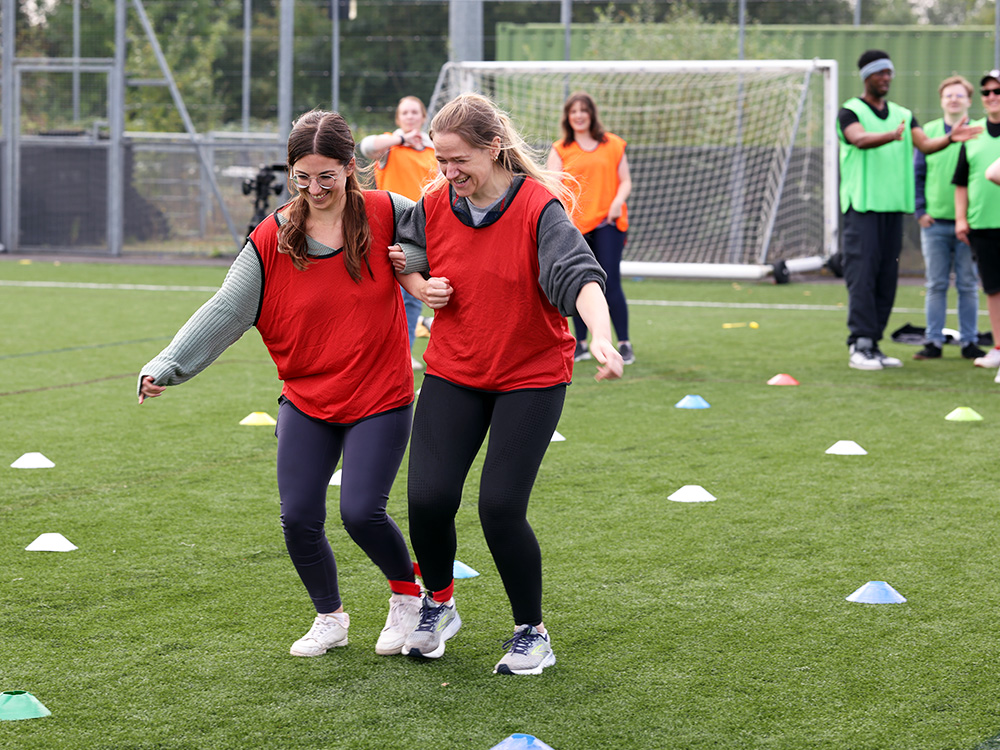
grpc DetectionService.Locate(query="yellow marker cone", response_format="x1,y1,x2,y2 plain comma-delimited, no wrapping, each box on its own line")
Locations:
945,407,983,422
239,412,276,426
722,322,747,329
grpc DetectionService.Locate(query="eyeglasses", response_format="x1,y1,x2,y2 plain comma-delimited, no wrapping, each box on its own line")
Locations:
289,169,342,190
981,87,1000,97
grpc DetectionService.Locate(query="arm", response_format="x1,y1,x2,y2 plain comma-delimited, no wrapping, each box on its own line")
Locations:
359,131,405,160
545,147,563,173
913,117,981,155
954,185,970,245
574,281,623,381
138,244,261,403
987,156,1000,185
607,151,632,221
842,120,906,150
914,147,932,227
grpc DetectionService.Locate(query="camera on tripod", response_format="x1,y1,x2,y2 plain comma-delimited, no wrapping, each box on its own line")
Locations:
243,163,287,243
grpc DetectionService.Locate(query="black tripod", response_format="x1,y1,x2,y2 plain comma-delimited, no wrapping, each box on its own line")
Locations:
242,163,287,244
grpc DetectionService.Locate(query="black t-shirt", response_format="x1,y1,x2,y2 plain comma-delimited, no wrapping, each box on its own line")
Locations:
952,119,1000,186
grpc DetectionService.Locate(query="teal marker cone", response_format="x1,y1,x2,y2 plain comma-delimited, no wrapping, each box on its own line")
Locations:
0,691,51,721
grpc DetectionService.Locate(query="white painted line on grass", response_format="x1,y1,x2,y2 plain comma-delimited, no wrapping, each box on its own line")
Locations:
629,299,926,315
0,280,217,292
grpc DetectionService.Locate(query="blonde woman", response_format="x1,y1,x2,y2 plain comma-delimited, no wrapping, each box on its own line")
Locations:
391,93,623,675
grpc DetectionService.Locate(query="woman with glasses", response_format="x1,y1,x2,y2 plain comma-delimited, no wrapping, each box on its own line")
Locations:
546,91,634,366
390,93,623,676
360,96,438,371
137,110,451,659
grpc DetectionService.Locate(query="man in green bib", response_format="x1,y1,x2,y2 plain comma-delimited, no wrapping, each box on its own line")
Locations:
912,75,984,362
838,50,981,371
953,70,1000,382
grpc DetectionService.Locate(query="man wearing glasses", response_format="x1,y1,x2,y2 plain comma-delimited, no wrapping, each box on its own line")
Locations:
953,70,1000,379
837,50,981,371
912,76,985,362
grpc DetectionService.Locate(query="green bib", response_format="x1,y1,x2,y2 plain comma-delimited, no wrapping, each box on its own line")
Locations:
921,119,961,220
838,98,914,213
963,120,1000,229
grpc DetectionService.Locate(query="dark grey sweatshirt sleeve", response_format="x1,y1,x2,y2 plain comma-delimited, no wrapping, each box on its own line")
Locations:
536,201,607,317
137,243,262,395
389,193,430,274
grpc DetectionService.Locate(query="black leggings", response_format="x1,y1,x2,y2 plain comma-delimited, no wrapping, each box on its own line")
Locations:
573,224,629,342
276,399,414,613
407,376,566,626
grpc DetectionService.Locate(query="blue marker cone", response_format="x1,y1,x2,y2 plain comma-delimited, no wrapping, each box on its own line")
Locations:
675,394,710,409
453,560,479,579
490,735,556,750
846,580,906,604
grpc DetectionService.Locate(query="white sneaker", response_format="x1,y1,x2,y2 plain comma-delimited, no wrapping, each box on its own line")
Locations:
974,347,1000,368
873,347,902,368
411,355,424,371
375,593,422,655
994,365,1000,384
290,613,349,656
849,342,882,371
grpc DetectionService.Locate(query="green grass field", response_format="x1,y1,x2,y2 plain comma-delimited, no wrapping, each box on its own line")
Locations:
3,259,1000,750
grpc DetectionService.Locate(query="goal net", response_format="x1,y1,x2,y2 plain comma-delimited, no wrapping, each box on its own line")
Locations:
428,60,839,281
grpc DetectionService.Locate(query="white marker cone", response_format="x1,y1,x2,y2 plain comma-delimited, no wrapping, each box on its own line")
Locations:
25,533,77,551
846,580,906,604
329,469,342,486
668,485,716,503
825,440,867,455
550,430,566,442
11,452,55,469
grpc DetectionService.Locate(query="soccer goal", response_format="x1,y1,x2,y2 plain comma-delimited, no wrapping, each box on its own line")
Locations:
428,59,839,282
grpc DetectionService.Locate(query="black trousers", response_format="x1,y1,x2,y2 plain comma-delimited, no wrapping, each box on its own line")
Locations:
407,375,566,627
842,208,904,346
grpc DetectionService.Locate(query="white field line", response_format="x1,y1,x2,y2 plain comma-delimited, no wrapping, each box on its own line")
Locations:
0,280,217,293
0,279,933,315
629,298,928,315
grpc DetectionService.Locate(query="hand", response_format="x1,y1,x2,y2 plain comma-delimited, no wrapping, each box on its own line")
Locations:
607,202,623,221
947,116,983,143
388,244,406,273
956,219,970,245
138,375,165,404
421,277,453,309
891,121,906,141
588,336,624,382
917,214,935,229
401,129,422,148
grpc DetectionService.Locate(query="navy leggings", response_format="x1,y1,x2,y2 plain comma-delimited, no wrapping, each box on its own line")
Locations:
573,224,629,342
407,376,566,626
276,399,413,614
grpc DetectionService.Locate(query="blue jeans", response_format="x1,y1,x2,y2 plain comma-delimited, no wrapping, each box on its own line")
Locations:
401,288,422,349
920,220,980,346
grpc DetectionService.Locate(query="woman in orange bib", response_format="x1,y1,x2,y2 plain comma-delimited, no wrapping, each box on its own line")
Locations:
360,96,438,370
547,92,634,365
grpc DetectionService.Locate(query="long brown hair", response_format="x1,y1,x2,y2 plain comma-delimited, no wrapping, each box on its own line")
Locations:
279,110,373,282
426,93,575,211
559,91,608,147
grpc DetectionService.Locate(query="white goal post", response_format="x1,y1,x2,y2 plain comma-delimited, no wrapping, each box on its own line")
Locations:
428,59,839,282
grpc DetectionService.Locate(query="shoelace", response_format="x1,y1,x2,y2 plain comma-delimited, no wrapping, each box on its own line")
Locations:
501,628,541,655
414,601,445,633
305,616,343,640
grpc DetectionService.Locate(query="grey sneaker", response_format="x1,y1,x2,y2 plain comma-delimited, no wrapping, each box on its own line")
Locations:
401,597,461,659
290,613,349,657
493,625,556,676
375,593,422,656
618,341,635,365
849,338,882,371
